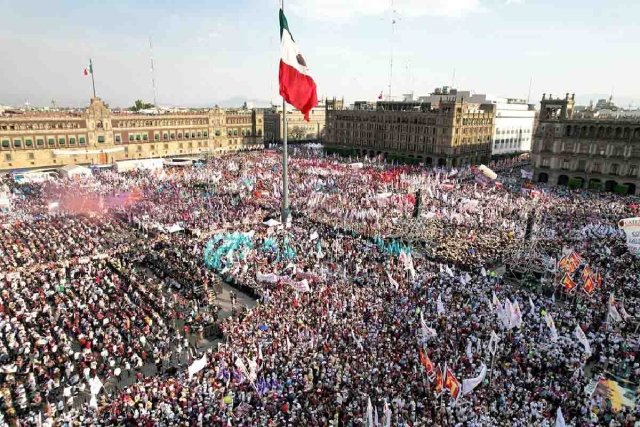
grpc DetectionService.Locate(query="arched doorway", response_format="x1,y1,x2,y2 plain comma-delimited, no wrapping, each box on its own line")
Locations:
572,177,585,188
538,173,549,183
452,158,457,167
557,175,569,186
605,180,618,192
437,158,446,167
624,183,636,195
588,178,602,190
426,157,433,166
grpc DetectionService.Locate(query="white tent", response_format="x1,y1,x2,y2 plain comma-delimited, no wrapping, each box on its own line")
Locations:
263,219,281,227
168,223,185,233
59,165,92,180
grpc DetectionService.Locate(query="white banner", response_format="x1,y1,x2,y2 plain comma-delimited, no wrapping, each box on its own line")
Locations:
188,354,207,379
618,217,640,257
256,272,279,283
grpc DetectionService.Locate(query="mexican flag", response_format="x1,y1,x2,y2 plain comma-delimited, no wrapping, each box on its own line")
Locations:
279,9,318,121
84,60,93,76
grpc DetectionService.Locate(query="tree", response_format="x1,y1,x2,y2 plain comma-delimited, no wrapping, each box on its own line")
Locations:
289,126,307,141
130,99,154,112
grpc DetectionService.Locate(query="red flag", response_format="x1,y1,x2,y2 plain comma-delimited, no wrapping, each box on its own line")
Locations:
581,266,593,282
558,257,568,270
434,366,444,396
583,275,596,296
378,91,383,100
562,273,576,292
418,348,435,375
596,272,603,287
569,252,582,265
444,366,461,400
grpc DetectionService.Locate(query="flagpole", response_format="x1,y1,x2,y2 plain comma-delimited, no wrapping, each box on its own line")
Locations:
281,0,290,224
90,58,97,98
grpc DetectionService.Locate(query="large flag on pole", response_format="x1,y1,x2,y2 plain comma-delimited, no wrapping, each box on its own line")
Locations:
279,9,318,121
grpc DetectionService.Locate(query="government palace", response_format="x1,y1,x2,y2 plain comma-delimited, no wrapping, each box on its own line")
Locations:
0,97,264,171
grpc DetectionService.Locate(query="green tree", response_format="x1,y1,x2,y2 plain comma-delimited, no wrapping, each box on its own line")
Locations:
289,126,307,140
130,99,154,112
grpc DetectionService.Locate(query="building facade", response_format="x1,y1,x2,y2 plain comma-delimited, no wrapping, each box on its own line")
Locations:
531,93,640,195
263,102,328,144
324,96,494,167
492,100,536,155
0,98,264,171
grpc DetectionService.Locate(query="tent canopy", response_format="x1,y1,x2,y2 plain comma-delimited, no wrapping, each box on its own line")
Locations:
168,223,185,233
263,219,281,227
59,165,92,179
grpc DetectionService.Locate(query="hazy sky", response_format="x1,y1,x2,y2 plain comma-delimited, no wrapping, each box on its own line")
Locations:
0,0,638,108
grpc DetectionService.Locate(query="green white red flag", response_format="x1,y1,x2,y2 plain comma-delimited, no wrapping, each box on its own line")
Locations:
279,9,318,121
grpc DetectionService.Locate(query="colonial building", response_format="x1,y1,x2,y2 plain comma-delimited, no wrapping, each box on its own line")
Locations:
263,101,330,144
0,98,264,171
324,94,494,167
531,93,640,195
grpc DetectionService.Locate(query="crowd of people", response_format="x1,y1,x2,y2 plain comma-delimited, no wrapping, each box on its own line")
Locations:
0,149,638,426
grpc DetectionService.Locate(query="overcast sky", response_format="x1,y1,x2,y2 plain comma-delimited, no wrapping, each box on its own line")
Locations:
0,0,638,108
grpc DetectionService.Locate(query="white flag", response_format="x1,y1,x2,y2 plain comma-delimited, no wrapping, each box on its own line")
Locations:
529,296,536,314
481,267,487,277
89,376,103,396
556,407,566,427
309,231,319,241
247,359,258,383
609,304,623,323
383,399,392,427
461,363,487,396
366,397,374,427
387,271,399,291
437,294,445,315
510,301,523,329
188,354,208,379
503,299,514,329
545,312,558,342
421,312,437,339
445,265,454,277
574,325,591,356
465,340,473,359
492,292,501,312
488,331,500,356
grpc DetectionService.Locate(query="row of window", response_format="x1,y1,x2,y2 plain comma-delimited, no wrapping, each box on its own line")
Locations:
114,130,210,143
0,122,83,131
116,119,208,128
1,136,89,148
496,128,532,135
541,158,639,177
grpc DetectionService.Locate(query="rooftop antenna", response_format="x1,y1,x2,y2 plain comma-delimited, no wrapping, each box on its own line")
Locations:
527,77,532,104
149,36,158,106
451,69,456,89
609,86,614,104
387,0,397,101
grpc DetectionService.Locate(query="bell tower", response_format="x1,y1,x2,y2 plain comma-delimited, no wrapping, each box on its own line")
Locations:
539,93,575,121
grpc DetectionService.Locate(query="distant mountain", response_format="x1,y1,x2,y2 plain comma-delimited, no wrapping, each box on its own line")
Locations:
575,94,640,109
214,97,273,108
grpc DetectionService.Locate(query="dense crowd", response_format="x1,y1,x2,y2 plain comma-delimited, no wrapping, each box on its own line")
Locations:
0,149,638,426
